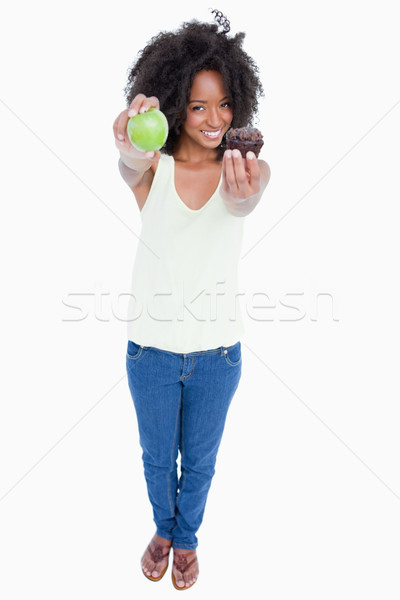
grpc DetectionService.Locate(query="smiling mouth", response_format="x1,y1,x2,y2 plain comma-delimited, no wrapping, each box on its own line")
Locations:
200,128,223,139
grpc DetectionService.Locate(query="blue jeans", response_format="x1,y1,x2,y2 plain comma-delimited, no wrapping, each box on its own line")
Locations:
126,340,242,550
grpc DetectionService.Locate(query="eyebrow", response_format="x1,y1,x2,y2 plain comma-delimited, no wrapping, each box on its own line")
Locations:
188,96,230,104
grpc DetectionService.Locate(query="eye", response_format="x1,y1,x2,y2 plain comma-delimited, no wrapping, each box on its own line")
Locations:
221,102,231,108
192,105,205,111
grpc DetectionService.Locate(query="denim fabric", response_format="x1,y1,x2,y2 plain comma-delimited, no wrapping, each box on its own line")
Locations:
126,340,242,550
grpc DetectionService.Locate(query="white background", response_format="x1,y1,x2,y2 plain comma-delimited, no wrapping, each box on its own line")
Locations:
1,0,400,597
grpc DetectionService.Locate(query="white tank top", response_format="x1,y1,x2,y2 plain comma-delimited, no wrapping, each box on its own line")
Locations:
126,154,245,353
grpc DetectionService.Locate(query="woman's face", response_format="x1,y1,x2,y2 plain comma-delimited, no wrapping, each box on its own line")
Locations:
180,70,233,149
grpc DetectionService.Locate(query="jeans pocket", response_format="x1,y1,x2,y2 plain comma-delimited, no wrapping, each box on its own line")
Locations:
223,341,241,367
126,340,144,361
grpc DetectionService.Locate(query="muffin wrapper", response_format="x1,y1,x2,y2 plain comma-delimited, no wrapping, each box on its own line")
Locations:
226,138,264,158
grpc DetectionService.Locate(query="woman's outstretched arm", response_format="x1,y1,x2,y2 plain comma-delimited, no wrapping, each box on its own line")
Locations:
220,149,271,217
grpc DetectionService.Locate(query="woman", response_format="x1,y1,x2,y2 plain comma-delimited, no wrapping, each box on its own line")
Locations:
113,10,270,590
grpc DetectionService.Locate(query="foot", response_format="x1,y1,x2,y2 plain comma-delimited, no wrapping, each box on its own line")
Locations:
141,534,172,581
172,548,199,589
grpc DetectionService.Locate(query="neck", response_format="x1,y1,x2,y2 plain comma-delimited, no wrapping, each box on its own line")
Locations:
173,132,220,163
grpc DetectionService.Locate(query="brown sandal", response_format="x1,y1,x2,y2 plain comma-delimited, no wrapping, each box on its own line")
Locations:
142,538,172,582
171,550,199,590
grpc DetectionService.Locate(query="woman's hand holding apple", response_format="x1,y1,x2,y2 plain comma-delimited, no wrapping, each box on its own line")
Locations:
113,94,162,168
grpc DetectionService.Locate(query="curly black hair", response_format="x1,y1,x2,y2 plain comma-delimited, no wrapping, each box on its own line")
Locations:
123,10,264,158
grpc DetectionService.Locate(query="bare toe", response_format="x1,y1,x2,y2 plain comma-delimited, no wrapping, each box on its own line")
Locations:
172,548,199,589
142,534,172,581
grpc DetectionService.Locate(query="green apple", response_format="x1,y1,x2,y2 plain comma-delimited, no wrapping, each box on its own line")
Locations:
127,108,169,152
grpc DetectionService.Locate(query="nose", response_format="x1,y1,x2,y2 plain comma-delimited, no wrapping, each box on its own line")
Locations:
206,106,223,128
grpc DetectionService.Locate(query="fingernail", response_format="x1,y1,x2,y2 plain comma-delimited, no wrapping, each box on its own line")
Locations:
128,110,136,117
247,151,255,159
118,134,124,140
226,150,232,158
139,106,147,114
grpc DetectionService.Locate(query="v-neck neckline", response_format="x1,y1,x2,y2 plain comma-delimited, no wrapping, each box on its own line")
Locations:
170,156,223,213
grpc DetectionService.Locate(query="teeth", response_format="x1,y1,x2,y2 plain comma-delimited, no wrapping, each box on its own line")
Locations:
201,129,221,138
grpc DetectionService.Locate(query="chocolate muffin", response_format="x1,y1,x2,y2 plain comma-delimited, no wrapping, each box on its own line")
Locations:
226,127,264,158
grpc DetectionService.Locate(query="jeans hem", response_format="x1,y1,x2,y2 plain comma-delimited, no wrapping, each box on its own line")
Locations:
156,529,174,542
172,542,198,550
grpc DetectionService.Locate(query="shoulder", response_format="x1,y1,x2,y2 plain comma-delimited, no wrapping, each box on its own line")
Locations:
130,155,162,212
132,153,173,211
135,153,171,187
